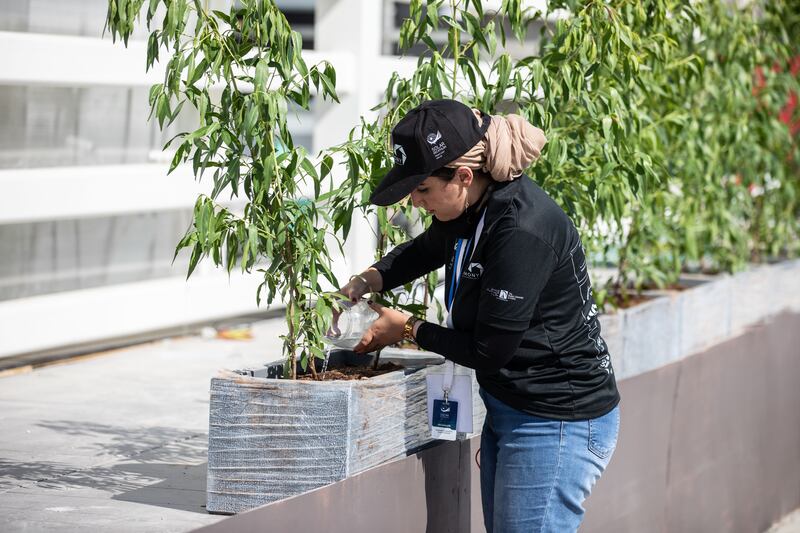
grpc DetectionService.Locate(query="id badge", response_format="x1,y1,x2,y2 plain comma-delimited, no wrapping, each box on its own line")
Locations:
426,360,473,440
431,399,459,441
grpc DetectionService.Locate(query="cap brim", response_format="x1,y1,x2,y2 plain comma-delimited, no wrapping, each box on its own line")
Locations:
369,166,429,206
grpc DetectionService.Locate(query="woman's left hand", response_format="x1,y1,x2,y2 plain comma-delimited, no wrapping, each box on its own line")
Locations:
353,302,409,354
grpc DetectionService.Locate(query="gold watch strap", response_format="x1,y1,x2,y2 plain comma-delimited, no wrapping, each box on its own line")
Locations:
403,316,419,341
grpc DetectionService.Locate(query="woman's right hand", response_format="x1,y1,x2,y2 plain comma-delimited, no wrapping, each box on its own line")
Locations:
338,268,382,303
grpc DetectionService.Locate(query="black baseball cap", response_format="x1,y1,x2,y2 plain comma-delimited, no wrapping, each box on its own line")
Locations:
369,99,491,206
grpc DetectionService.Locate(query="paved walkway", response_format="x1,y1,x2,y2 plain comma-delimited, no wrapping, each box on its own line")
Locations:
1,318,800,533
0,319,285,532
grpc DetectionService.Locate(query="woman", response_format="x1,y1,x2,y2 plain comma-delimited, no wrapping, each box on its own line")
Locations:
339,99,620,533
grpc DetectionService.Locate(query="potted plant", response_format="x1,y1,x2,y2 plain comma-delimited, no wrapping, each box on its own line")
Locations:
104,0,488,514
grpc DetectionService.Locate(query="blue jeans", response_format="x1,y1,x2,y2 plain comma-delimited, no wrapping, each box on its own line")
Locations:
479,389,620,533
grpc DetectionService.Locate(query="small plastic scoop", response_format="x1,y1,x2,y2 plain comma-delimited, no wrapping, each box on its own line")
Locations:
323,300,379,350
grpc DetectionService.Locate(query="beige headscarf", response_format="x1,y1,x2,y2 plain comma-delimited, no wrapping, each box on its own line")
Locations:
446,109,547,181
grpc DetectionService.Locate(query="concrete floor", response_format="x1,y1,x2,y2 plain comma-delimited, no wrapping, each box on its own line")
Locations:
2,317,800,533
0,319,286,533
769,509,800,533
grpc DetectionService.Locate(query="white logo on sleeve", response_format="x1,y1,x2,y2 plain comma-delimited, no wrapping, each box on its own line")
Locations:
486,288,523,301
426,130,442,144
394,144,407,165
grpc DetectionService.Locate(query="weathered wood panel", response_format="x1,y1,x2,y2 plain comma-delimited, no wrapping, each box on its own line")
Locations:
207,350,486,514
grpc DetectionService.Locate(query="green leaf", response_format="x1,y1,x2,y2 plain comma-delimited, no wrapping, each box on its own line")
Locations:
148,82,163,108
254,58,268,94
602,116,613,142
320,63,339,102
496,54,511,98
169,140,189,174
320,154,334,181
448,26,459,58
211,9,230,24
301,156,318,180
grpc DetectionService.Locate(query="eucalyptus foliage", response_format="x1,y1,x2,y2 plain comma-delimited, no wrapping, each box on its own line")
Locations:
106,0,353,379
337,0,799,306
106,0,799,380
617,0,800,292
338,0,676,305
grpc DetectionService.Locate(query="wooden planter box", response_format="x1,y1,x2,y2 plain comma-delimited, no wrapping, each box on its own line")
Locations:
619,293,681,378
677,274,733,356
206,349,484,514
729,264,776,335
772,259,800,313
600,259,800,379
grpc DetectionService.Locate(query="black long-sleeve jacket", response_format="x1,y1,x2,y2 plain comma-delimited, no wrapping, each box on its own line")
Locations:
373,177,620,420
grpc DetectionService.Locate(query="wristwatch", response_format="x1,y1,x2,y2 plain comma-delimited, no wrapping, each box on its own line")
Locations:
403,315,420,342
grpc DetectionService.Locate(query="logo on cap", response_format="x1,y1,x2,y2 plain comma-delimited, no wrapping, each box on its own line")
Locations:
426,131,442,144
394,144,407,166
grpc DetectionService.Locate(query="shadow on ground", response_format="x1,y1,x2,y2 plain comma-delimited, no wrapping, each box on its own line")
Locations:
0,421,210,514
112,462,209,513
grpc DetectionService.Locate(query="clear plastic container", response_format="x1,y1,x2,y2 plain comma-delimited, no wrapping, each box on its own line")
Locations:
323,300,379,350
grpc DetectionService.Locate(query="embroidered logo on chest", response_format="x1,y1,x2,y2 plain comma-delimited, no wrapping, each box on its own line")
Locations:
462,262,484,279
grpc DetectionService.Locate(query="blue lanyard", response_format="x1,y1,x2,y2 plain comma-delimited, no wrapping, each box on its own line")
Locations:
446,237,471,311
446,208,487,312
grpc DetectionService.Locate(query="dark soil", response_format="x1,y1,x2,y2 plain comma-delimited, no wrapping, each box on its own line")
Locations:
607,282,690,309
298,362,404,381
640,282,690,292
606,292,655,309
682,266,723,276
